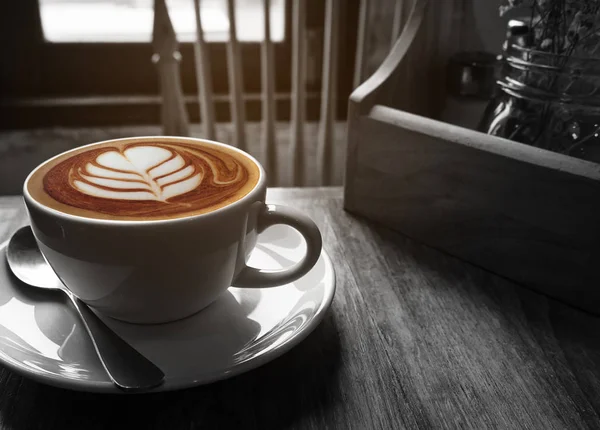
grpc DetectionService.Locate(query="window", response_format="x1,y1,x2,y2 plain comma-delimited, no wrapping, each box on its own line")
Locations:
39,0,285,42
1,0,359,128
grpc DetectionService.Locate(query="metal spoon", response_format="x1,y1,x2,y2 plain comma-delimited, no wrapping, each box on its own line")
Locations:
6,226,165,392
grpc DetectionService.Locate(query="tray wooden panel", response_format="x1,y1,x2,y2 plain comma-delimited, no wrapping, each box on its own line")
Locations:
344,105,600,313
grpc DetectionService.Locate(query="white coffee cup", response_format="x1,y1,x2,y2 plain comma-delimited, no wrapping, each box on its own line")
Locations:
23,137,322,324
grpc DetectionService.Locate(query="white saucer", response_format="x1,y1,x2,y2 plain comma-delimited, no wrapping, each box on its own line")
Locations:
0,224,335,393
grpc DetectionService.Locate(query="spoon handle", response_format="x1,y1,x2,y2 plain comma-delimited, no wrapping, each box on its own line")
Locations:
67,293,165,392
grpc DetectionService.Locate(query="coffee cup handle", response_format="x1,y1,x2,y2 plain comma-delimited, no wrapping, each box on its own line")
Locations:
233,204,322,288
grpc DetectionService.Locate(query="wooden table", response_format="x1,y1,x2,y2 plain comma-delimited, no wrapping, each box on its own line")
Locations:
1,187,600,429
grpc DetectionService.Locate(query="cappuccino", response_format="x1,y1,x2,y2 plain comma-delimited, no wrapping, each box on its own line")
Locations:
27,138,260,221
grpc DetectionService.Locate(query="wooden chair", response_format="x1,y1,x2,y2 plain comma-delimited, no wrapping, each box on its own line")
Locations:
151,0,385,187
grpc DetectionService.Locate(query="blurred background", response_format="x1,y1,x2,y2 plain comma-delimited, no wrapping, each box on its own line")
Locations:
0,0,507,193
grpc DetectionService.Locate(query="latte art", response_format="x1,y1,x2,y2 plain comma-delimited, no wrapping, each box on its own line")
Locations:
72,146,204,202
27,138,260,220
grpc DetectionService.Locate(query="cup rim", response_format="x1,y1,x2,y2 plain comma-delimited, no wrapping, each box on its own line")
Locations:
22,136,267,226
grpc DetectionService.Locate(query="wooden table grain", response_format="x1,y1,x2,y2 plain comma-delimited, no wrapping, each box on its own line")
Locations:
1,187,600,429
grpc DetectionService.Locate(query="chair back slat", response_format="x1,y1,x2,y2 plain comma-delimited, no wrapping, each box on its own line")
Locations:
353,0,369,89
289,0,306,186
226,0,247,150
193,0,216,140
317,0,340,186
261,0,277,184
152,0,189,136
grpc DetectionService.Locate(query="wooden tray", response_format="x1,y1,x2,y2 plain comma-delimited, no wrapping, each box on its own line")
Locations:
344,0,600,314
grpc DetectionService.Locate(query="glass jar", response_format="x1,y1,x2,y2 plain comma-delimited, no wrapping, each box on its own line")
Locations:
440,51,498,130
478,43,600,163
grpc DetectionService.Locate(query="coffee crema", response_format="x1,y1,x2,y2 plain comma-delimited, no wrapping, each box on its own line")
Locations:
27,138,260,220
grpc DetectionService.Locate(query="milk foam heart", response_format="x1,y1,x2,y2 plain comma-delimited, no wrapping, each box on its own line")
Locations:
73,146,203,202
26,139,260,221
